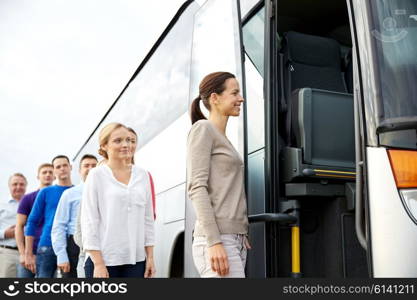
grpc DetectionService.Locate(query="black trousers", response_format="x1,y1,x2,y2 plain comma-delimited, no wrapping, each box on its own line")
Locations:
84,257,146,278
61,235,80,278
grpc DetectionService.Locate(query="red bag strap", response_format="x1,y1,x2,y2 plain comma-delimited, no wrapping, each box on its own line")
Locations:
148,172,156,220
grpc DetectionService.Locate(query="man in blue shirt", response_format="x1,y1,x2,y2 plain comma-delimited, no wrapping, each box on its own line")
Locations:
51,154,97,278
15,163,54,278
0,173,27,277
25,155,73,278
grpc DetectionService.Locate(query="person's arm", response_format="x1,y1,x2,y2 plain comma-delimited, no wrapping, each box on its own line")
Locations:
186,122,229,276
3,225,15,239
86,250,108,278
144,246,155,278
16,196,31,266
73,203,83,250
0,207,15,240
24,190,46,273
144,176,155,278
24,236,36,273
15,213,28,266
81,170,106,278
51,191,70,273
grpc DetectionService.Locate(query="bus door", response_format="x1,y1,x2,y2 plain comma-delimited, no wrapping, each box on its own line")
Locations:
184,0,246,277
264,0,370,277
350,0,417,277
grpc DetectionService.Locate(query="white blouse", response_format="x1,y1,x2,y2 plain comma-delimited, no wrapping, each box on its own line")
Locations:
81,164,155,266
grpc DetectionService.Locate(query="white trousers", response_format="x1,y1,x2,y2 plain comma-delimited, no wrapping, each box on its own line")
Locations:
0,247,19,278
192,234,247,278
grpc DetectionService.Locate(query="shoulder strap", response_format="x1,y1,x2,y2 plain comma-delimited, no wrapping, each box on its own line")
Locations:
148,172,156,220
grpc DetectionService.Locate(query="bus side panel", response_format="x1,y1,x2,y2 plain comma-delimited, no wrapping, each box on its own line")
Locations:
367,147,417,277
152,184,186,277
136,114,190,277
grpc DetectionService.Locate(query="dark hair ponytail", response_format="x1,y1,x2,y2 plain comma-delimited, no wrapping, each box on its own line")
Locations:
190,95,207,124
189,71,236,125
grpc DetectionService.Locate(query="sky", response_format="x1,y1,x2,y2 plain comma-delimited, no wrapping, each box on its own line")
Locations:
0,0,185,201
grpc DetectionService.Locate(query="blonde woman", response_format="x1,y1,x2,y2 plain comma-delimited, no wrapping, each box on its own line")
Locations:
81,123,155,278
187,71,251,278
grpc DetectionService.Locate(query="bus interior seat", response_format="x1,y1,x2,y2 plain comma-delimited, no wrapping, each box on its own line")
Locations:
282,31,348,96
280,31,355,182
291,88,355,168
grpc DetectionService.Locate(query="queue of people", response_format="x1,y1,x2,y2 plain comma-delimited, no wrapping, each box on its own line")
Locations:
0,71,250,278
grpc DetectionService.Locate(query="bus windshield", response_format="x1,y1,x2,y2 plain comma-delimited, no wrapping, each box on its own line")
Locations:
370,0,417,131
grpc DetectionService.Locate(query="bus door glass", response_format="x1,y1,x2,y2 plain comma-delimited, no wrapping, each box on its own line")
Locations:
241,2,267,278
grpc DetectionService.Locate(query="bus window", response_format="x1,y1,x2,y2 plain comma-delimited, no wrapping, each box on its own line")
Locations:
243,6,265,76
242,6,265,153
369,1,417,145
240,0,262,19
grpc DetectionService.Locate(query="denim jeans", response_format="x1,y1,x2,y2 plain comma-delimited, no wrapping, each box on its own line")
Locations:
36,246,57,278
17,264,35,278
84,257,145,278
192,234,247,278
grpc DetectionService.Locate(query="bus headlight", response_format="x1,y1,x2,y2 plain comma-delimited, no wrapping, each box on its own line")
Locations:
388,149,417,223
388,150,417,189
400,189,417,222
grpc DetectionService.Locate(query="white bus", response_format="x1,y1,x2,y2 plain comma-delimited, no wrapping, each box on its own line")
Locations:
74,0,417,278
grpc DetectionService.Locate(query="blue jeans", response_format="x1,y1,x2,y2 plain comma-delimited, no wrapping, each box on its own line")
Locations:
17,264,35,278
84,257,145,278
36,246,57,278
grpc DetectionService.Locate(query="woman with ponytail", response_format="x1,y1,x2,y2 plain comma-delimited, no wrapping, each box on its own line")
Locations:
187,71,251,278
81,122,155,278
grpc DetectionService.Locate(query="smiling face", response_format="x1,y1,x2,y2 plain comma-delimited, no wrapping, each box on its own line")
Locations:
211,78,244,117
103,127,137,163
8,175,27,201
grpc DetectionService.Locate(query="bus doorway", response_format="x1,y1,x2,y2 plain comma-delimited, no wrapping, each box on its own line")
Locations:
242,0,368,278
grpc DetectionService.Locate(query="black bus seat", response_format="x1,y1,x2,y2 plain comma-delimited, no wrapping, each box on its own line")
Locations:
282,31,348,97
282,88,355,183
280,31,349,147
279,31,355,184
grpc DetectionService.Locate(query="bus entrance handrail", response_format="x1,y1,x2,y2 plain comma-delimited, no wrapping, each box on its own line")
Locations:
354,86,367,250
248,213,297,224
